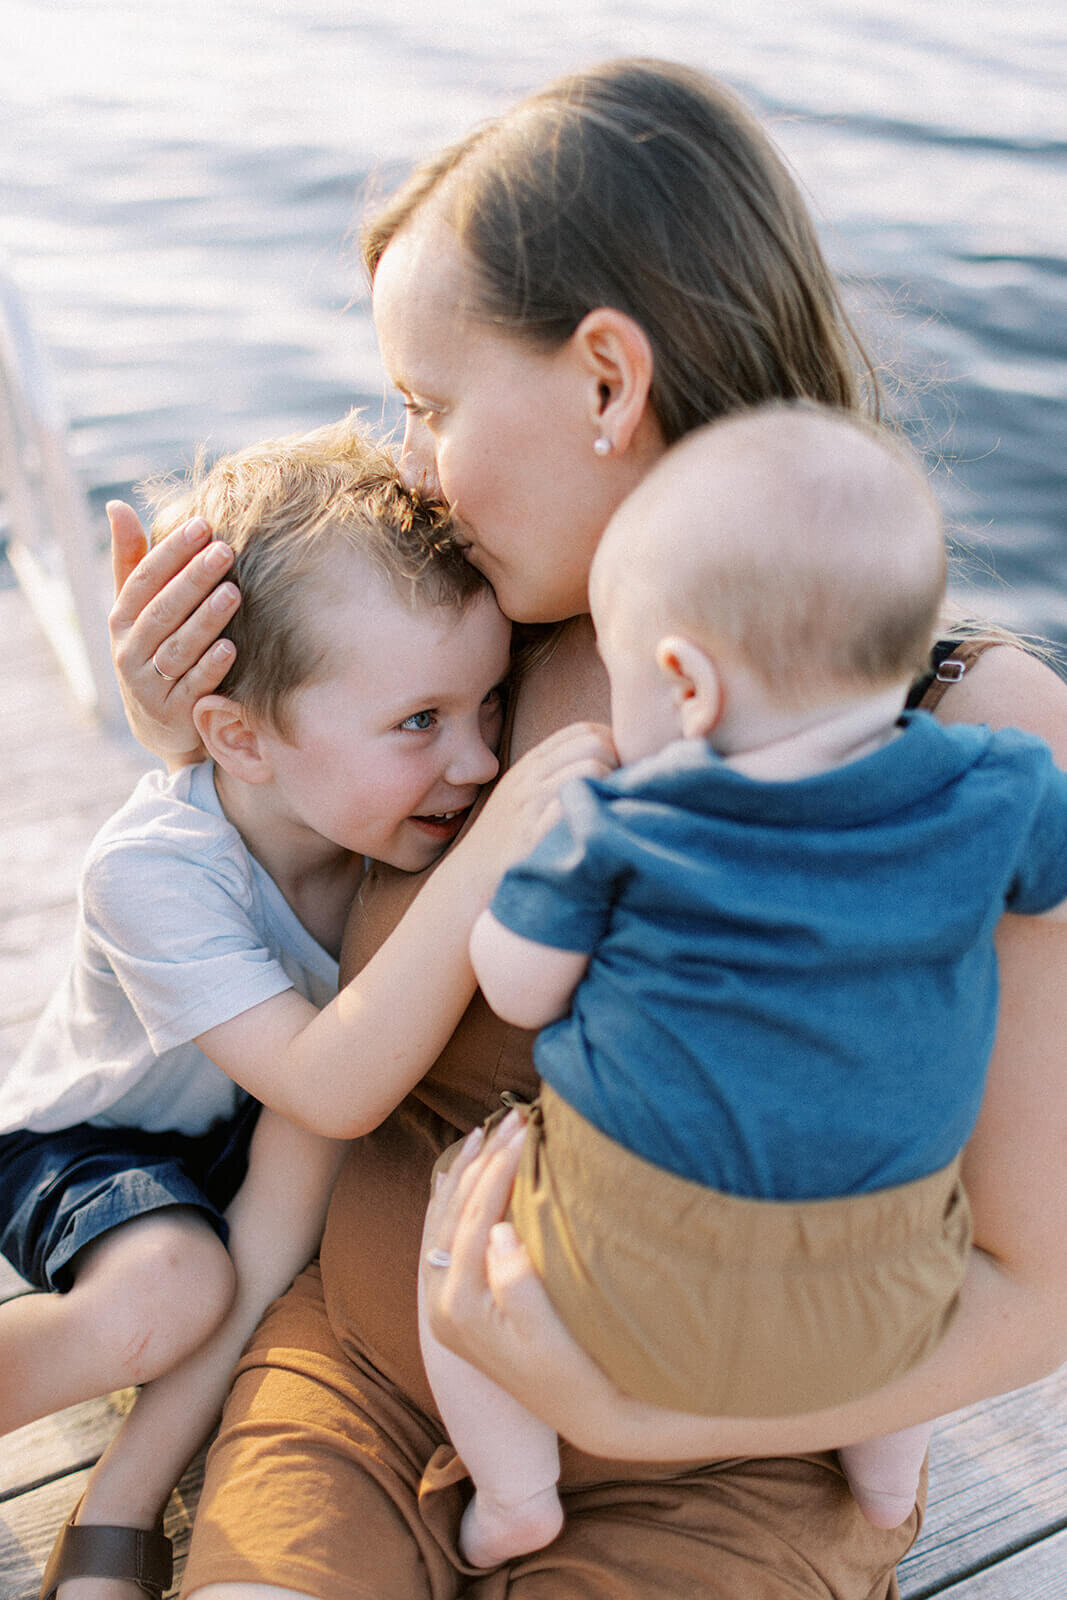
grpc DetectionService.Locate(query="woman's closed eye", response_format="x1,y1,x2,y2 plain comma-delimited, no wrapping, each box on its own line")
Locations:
403,398,440,424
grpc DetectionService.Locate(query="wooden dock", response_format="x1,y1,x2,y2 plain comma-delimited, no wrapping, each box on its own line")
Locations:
1,583,1066,1598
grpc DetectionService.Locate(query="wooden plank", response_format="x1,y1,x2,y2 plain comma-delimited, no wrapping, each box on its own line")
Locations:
0,1394,135,1497
0,1452,205,1600
918,1527,1067,1599
900,1363,1067,1595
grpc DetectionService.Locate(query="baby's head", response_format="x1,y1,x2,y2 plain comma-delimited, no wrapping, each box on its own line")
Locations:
145,418,512,869
589,404,945,764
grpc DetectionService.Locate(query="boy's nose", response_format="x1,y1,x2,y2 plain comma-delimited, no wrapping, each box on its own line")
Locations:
446,730,500,788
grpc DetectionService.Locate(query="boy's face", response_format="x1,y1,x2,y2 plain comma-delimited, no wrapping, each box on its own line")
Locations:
257,569,511,872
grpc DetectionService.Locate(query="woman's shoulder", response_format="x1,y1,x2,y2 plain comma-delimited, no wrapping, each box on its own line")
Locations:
510,616,610,761
932,642,1067,763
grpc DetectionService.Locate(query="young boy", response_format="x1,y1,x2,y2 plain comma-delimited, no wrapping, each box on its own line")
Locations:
1,417,610,1599
419,403,1067,1567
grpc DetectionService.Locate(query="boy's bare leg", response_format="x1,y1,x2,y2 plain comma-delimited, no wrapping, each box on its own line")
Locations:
838,1420,933,1528
0,1209,235,1436
417,1212,563,1567
51,1113,346,1600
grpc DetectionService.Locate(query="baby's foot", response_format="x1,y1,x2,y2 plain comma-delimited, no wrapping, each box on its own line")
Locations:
845,1482,920,1530
459,1483,565,1568
839,1422,930,1529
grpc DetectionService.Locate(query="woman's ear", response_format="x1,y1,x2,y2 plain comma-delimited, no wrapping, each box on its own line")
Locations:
571,307,657,455
655,636,722,740
193,695,274,784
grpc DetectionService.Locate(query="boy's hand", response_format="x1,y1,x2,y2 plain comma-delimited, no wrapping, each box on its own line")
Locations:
470,721,616,884
108,501,241,765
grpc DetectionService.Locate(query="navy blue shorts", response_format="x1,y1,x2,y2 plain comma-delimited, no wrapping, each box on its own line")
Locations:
0,1097,260,1291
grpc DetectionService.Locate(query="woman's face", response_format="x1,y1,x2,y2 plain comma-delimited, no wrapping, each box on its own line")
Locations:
372,211,626,625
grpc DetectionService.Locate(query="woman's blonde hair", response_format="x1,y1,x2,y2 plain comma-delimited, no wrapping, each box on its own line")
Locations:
362,59,882,439
143,417,486,738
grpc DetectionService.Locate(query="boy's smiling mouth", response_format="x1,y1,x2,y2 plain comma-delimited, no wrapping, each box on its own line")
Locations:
409,806,473,843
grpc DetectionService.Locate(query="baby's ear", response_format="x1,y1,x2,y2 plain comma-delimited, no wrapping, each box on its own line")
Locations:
655,635,722,740
193,695,274,784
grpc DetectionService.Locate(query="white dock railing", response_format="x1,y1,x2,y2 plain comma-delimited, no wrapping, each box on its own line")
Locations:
0,263,122,726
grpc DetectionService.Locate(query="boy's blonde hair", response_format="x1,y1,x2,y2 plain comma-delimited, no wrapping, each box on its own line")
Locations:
603,404,946,707
144,417,487,737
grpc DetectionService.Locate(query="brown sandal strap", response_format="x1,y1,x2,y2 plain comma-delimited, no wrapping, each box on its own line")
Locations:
40,1518,173,1600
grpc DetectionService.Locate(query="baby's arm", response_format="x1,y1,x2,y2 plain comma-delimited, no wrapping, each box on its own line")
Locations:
69,1109,345,1536
197,723,615,1139
469,911,588,1030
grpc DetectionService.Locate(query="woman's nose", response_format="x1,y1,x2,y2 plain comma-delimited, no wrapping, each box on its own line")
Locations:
399,419,440,497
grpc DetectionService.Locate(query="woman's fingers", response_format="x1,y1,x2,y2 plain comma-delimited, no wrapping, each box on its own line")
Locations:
110,518,237,655
423,1113,527,1348
141,582,239,690
108,500,149,595
107,505,241,758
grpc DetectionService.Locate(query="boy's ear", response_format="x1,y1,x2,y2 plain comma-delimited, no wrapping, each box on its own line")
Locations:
571,307,655,455
655,635,722,740
193,695,275,784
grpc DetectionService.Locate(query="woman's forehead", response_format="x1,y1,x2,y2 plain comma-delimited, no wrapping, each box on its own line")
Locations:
372,213,475,374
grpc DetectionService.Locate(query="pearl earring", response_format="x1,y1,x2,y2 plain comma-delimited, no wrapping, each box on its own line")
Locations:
593,436,613,457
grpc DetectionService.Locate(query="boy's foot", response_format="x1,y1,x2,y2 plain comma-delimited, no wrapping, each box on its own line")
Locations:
40,1506,173,1600
459,1484,565,1569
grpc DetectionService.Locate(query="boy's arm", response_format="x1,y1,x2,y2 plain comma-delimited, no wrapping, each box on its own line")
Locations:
70,1110,345,1532
198,721,616,1139
469,908,588,1030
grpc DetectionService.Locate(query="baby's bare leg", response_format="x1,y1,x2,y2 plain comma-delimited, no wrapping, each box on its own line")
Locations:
0,1208,234,1434
839,1421,933,1529
417,1215,562,1567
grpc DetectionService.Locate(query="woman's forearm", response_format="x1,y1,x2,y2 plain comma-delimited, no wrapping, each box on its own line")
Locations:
538,1246,1067,1463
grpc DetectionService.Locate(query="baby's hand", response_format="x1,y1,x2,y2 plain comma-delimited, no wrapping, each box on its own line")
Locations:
471,721,617,884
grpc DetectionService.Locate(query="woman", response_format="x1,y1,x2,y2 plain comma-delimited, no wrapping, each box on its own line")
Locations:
95,59,1067,1600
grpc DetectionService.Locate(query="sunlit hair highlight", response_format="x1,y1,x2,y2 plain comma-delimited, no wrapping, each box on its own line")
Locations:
142,416,487,739
362,59,882,441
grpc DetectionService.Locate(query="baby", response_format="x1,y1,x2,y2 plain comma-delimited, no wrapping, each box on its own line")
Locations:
419,402,1067,1566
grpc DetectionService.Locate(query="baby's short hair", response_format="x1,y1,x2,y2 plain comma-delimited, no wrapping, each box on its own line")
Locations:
144,416,487,737
614,404,946,707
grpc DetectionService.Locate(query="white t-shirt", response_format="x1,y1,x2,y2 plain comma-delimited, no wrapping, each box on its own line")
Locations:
1,761,339,1136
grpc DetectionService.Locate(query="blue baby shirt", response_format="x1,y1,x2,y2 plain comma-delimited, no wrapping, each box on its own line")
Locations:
489,714,1067,1199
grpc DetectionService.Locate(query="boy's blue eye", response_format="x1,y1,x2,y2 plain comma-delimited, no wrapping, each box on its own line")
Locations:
400,710,436,731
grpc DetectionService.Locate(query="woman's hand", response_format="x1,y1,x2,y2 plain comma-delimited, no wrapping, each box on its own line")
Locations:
107,500,241,766
461,720,617,893
420,1112,613,1432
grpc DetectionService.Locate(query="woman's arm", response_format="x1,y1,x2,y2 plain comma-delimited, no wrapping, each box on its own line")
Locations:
424,644,1067,1460
107,501,239,766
